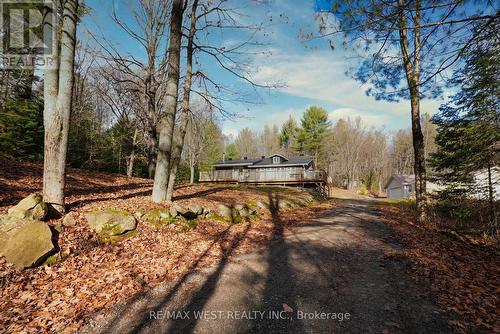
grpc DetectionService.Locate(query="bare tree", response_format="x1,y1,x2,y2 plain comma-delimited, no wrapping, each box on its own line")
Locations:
321,117,366,189
152,0,185,203
42,0,79,215
234,128,258,158
165,0,199,202
259,124,281,156
390,129,414,175
93,0,170,178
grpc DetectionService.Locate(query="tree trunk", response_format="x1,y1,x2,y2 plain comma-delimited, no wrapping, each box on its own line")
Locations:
127,127,138,177
147,127,158,179
151,0,184,203
397,0,426,222
165,0,198,203
487,164,496,235
43,0,79,216
189,164,195,184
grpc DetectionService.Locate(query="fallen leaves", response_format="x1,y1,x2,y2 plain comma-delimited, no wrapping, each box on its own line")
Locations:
377,204,499,334
0,159,332,333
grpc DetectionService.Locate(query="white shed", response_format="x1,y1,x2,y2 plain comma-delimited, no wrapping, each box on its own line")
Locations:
385,174,415,199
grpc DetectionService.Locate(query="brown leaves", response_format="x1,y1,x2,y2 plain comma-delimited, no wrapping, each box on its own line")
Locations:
377,205,499,334
0,159,330,333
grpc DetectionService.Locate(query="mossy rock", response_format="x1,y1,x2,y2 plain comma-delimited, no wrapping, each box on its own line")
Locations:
7,193,47,220
99,229,138,243
144,209,175,226
207,213,232,223
84,209,136,238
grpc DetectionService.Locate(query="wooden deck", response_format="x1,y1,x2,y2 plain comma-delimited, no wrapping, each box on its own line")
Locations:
199,169,325,184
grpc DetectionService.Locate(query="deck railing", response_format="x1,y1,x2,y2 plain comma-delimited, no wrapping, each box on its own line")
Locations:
199,169,325,183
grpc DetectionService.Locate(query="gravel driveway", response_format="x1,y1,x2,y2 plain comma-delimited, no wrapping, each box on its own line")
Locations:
82,198,452,334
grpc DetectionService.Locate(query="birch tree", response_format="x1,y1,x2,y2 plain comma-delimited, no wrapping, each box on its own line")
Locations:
42,0,79,215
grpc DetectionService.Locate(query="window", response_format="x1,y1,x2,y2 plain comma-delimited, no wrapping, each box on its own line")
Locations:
404,184,412,193
273,156,280,164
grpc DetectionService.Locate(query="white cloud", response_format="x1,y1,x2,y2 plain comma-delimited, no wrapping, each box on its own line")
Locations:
328,108,391,128
253,50,444,129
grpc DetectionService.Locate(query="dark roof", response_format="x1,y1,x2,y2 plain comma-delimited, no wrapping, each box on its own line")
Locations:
213,154,313,168
385,174,415,189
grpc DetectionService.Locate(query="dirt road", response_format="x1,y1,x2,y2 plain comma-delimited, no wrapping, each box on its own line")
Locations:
83,199,452,334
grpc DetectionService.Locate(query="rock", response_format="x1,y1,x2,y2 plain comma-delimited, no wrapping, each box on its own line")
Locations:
173,204,198,220
216,204,232,218
238,207,250,217
169,206,178,217
159,210,171,219
278,200,291,209
134,210,145,220
62,214,77,227
1,220,55,269
248,207,256,215
144,209,173,226
84,209,136,238
188,203,203,216
234,204,245,211
7,193,47,220
255,201,268,210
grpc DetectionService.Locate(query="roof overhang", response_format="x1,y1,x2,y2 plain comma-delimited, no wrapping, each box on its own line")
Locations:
213,163,254,167
248,163,309,168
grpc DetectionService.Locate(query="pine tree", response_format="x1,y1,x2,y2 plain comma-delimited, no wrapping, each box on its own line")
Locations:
431,24,499,232
295,106,331,161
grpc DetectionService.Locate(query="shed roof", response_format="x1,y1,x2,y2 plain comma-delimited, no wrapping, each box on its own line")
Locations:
385,174,415,189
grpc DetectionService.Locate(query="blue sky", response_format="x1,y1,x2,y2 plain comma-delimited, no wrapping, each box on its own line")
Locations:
81,0,445,139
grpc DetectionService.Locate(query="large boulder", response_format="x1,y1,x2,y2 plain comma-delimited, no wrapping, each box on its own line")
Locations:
188,203,203,216
173,204,198,220
216,204,232,218
0,220,54,269
84,209,137,238
7,193,47,220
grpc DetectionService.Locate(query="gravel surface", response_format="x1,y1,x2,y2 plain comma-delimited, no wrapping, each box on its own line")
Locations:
82,199,452,334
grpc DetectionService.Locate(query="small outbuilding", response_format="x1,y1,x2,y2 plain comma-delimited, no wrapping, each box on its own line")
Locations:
385,174,415,199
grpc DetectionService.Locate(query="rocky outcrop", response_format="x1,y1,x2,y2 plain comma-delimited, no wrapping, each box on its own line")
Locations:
84,209,137,239
7,193,47,220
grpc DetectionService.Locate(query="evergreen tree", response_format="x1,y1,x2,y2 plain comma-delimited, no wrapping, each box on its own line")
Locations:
279,115,298,154
431,24,499,231
295,106,331,161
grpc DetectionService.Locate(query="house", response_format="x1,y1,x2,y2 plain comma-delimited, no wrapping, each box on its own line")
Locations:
199,154,325,185
385,174,415,198
385,174,443,199
470,167,500,200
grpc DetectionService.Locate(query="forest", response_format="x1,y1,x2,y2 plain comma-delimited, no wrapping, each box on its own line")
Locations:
0,0,498,333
